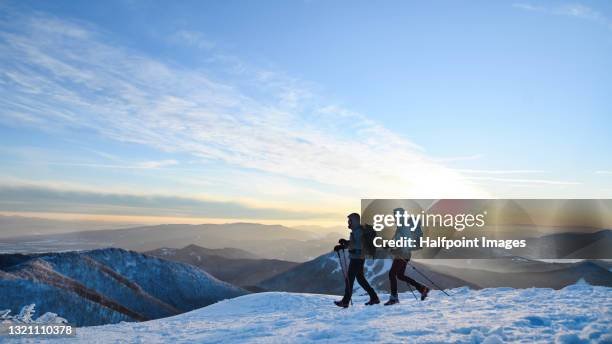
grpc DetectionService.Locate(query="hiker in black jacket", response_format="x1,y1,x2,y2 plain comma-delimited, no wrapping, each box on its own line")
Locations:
333,213,379,308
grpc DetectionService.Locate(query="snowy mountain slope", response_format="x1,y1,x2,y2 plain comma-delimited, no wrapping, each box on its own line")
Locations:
16,283,611,343
0,248,247,326
258,252,475,294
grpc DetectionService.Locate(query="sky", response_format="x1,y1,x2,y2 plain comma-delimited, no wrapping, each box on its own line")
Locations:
0,0,611,229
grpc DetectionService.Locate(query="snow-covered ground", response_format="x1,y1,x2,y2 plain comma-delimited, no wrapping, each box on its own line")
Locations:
14,283,612,344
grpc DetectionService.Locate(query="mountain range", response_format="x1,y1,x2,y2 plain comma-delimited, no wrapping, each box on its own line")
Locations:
144,245,298,289
258,253,612,293
0,215,142,239
0,222,341,262
258,252,476,294
2,215,609,261
2,244,610,328
0,248,246,326
422,259,612,289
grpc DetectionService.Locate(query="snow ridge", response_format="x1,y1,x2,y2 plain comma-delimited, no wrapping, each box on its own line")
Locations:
21,283,612,343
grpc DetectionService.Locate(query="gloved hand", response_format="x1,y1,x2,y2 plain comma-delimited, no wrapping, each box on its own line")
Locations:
333,244,344,252
338,238,348,246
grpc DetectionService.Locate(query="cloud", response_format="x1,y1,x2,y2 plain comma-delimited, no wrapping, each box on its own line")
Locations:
432,154,484,163
462,176,581,186
512,3,545,12
7,160,181,170
0,8,485,203
595,170,612,175
453,169,546,174
513,2,612,29
554,4,606,22
48,161,180,170
170,30,215,50
135,160,179,169
0,183,333,220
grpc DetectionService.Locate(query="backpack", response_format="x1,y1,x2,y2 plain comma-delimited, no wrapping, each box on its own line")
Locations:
410,220,423,251
361,224,377,258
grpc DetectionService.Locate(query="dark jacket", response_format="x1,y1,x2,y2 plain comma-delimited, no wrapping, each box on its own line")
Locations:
343,225,376,259
347,226,363,259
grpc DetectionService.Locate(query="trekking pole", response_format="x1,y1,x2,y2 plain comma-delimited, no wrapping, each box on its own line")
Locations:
406,284,419,301
335,248,352,306
341,249,353,306
407,262,452,297
336,250,348,282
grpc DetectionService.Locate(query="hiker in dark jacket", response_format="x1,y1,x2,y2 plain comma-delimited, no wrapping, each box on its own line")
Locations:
333,212,379,308
385,208,429,305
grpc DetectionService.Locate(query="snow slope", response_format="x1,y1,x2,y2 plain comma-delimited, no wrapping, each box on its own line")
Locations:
16,283,611,343
0,248,247,326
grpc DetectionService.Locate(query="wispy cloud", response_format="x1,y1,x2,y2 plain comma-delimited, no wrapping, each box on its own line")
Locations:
513,2,612,29
432,154,484,163
135,160,179,169
170,30,215,50
595,170,612,175
463,176,581,186
555,3,608,22
36,161,181,170
512,3,545,12
0,8,484,206
0,183,332,220
454,169,546,174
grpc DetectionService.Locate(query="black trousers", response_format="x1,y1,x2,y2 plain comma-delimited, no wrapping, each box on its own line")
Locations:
389,258,425,296
342,258,378,302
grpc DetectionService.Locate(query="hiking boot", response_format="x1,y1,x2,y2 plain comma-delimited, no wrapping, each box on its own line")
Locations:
334,300,349,308
418,286,429,301
364,296,380,306
384,295,399,306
